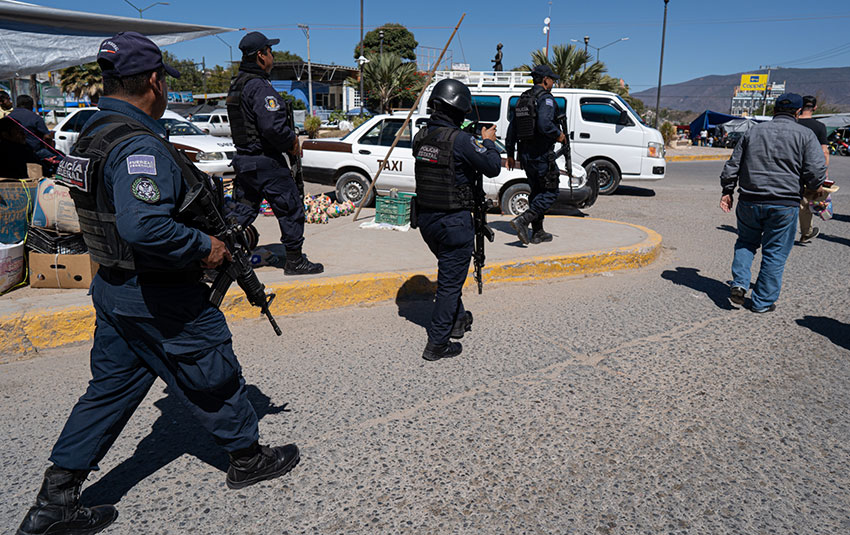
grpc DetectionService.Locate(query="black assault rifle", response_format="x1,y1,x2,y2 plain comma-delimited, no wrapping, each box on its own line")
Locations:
178,181,282,336
554,113,573,177
472,178,494,294
286,104,305,198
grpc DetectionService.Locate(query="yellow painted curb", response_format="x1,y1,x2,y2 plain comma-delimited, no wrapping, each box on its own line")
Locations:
666,154,730,162
0,219,661,362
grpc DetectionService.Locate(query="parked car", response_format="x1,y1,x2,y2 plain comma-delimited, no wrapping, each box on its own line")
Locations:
417,71,666,195
189,109,231,136
301,113,597,215
52,108,235,177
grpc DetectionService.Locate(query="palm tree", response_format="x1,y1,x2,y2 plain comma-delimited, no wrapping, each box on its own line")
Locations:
520,44,612,90
60,62,103,103
354,54,423,113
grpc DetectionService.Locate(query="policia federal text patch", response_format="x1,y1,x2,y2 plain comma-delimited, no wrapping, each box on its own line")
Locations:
131,176,161,203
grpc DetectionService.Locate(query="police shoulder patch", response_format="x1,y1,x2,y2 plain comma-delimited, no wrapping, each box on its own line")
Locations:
470,136,487,153
131,176,161,203
126,154,157,175
264,96,280,111
544,98,554,107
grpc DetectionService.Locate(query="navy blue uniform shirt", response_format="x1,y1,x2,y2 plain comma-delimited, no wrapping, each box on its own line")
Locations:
9,107,53,159
236,76,296,156
427,116,502,188
505,87,562,159
83,97,212,272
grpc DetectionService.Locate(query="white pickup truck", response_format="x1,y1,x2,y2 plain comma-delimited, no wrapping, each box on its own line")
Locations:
301,113,598,216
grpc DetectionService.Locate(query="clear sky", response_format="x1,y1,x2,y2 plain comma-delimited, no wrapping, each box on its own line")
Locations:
33,0,850,91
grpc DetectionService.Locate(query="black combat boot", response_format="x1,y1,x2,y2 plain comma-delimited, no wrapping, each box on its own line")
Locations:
284,252,324,275
510,211,535,245
226,442,300,490
422,340,463,361
17,465,118,535
450,311,473,339
530,228,553,244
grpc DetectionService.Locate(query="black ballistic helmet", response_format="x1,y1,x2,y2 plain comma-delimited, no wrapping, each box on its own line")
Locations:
428,79,472,114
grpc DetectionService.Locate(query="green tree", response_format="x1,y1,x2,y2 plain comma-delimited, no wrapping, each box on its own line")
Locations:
353,23,417,62
162,51,204,92
304,115,322,138
659,121,677,146
349,54,424,113
520,44,614,90
278,91,306,111
59,62,103,102
205,63,239,93
272,50,304,62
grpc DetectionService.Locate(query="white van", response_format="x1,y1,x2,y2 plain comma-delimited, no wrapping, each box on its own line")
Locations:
190,109,231,137
419,71,666,194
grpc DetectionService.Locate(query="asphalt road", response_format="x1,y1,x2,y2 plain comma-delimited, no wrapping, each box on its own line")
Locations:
2,158,849,534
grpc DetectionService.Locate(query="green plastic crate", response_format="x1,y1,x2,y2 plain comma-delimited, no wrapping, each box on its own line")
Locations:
375,193,414,225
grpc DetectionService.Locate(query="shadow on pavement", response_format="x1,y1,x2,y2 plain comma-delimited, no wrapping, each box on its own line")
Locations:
830,213,849,223
795,316,850,351
661,267,736,310
395,275,436,330
613,186,656,197
716,224,737,234
80,385,289,506
818,234,850,247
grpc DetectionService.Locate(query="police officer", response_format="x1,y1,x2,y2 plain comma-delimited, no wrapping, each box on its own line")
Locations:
226,31,322,275
505,64,566,245
16,33,299,535
413,79,501,361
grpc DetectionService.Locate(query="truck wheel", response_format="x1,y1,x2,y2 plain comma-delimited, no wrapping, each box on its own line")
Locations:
587,160,620,195
335,171,374,207
500,183,531,216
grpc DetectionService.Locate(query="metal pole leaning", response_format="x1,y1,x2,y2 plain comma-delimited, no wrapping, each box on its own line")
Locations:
352,13,466,221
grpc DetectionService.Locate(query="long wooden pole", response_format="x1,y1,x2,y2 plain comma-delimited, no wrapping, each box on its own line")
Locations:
352,13,466,221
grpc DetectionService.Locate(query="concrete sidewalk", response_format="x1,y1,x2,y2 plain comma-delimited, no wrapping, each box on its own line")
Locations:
0,210,661,361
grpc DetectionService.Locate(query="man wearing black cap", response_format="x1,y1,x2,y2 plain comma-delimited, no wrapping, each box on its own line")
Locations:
16,32,299,535
505,64,567,245
720,93,826,313
226,31,322,275
796,95,830,242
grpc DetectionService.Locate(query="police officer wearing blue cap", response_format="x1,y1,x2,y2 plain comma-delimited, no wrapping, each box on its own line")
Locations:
505,64,567,245
225,31,322,275
414,78,502,361
16,32,299,535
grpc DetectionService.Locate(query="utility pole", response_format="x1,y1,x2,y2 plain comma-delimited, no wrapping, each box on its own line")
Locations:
379,29,384,56
544,1,552,59
359,0,364,117
654,0,670,128
299,24,313,115
760,65,773,116
584,36,589,69
202,57,206,101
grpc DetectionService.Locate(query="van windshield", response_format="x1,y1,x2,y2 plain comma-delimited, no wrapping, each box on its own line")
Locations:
615,96,646,126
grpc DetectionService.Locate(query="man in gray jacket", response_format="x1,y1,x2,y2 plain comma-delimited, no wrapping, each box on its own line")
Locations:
720,93,826,313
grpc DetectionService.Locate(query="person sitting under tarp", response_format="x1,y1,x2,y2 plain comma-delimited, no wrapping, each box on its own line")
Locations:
0,117,39,178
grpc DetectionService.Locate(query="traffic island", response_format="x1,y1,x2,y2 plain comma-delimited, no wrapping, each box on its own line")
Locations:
0,214,661,362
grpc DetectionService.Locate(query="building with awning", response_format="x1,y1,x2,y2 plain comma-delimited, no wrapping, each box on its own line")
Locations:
269,61,360,115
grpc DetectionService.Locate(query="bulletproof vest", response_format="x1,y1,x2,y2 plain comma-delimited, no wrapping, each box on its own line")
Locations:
514,85,546,141
226,71,263,149
55,114,217,271
413,125,471,211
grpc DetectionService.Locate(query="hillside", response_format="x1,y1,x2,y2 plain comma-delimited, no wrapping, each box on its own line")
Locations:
633,67,850,113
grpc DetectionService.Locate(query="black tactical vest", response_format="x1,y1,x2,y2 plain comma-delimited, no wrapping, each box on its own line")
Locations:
513,85,546,141
413,125,471,211
56,115,217,271
226,71,262,149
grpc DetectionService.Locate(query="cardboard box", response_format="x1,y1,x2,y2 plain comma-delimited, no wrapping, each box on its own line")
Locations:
0,241,25,294
0,178,38,244
32,178,81,233
29,252,98,289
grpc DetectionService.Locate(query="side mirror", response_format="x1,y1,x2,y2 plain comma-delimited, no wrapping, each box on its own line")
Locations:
617,110,632,126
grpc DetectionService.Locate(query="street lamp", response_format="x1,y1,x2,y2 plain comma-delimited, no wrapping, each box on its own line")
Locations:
379,30,384,56
122,0,168,19
213,34,233,65
543,17,551,59
572,36,629,63
298,24,313,116
654,0,670,128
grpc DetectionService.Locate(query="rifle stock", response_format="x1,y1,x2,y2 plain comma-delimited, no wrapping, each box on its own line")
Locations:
472,181,494,294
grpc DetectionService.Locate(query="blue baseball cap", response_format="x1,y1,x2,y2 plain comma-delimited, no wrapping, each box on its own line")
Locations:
774,93,803,112
531,64,560,81
238,31,280,56
97,32,180,79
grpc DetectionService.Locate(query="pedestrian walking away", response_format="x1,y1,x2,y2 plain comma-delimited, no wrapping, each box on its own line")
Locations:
15,32,300,535
225,31,323,275
412,78,501,361
505,64,567,245
719,93,826,313
796,95,831,243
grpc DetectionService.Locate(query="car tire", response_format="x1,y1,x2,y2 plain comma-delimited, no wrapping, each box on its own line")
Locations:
500,183,532,216
586,160,620,195
335,171,374,207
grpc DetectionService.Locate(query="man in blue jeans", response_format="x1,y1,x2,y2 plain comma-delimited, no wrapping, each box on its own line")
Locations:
720,93,826,313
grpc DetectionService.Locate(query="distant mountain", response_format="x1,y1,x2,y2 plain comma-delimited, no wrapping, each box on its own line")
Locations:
633,67,850,113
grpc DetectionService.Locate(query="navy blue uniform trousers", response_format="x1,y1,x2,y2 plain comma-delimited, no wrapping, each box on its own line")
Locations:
229,154,305,252
49,273,260,471
521,153,558,231
418,210,474,345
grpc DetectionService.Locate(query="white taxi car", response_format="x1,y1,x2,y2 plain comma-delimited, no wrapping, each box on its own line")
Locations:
301,113,597,215
53,108,235,177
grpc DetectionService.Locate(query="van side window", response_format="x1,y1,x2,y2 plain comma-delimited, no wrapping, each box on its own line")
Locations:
221,115,229,123
61,110,97,133
580,98,624,125
466,95,501,122
359,119,412,149
210,116,220,124
508,96,567,121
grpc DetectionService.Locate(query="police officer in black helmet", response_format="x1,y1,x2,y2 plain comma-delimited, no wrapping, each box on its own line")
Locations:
505,64,566,245
414,79,501,361
226,31,322,275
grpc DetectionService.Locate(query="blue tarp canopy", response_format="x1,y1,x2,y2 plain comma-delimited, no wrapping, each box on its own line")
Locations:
689,110,741,140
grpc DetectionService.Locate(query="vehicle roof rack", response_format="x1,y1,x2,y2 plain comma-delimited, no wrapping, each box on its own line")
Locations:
432,71,534,89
